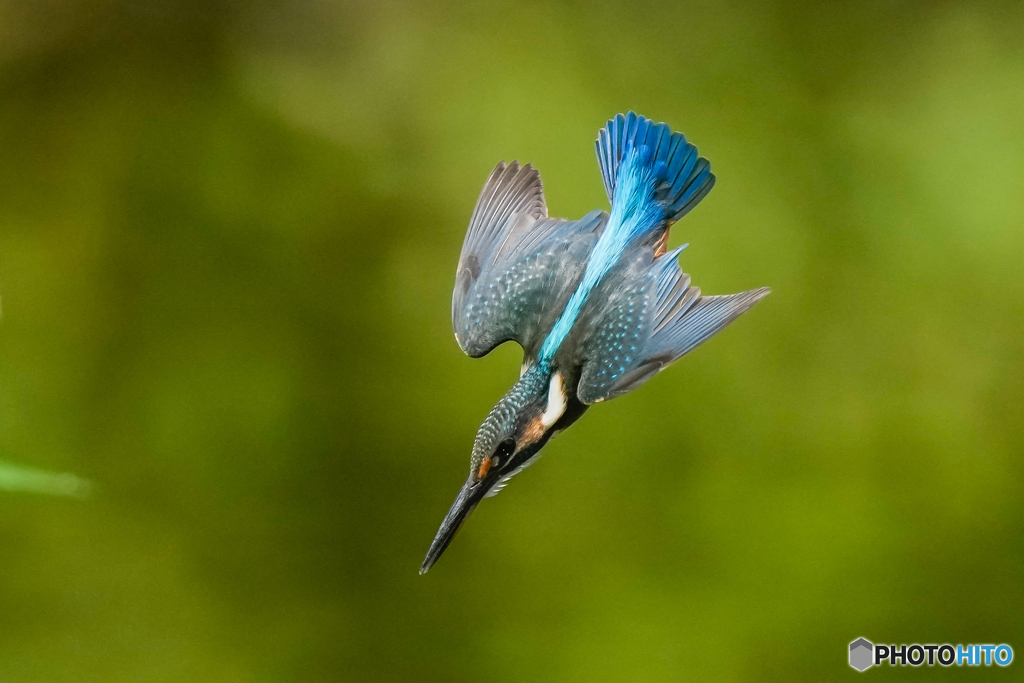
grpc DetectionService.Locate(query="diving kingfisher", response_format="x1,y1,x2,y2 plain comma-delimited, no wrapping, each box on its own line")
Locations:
420,112,769,573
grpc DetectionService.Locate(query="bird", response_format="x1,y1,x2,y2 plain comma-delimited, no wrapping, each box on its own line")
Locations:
420,112,769,574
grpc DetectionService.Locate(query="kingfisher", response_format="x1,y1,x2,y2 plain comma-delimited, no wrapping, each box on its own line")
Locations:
420,112,768,574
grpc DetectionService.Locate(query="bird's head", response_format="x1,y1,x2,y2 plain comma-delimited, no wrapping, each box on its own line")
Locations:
420,366,569,574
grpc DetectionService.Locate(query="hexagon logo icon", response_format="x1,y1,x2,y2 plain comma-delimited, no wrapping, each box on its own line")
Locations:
849,638,874,671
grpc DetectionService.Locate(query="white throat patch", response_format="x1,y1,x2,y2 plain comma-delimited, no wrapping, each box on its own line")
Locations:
541,371,567,428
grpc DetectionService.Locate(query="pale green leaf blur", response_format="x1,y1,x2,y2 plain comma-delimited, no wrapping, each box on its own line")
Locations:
0,459,90,496
1,0,1022,681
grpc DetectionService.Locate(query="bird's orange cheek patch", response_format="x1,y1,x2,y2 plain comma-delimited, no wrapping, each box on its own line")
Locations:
477,456,492,480
518,417,545,449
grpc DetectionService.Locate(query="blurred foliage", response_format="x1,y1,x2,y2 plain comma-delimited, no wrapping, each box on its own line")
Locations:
1,0,1023,681
0,459,90,496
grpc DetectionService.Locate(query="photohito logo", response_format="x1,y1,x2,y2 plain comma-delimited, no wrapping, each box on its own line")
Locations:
849,638,1013,671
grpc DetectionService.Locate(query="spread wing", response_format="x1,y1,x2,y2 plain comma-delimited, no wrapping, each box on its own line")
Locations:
570,246,769,403
452,161,607,358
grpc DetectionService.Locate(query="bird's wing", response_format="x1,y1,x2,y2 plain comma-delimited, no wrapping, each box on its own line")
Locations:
453,161,607,358
571,246,768,404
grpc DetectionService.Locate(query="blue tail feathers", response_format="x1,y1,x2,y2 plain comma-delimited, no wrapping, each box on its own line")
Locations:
596,112,715,225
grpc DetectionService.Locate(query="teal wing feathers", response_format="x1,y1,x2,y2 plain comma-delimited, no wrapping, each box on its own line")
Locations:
571,246,768,404
452,161,607,359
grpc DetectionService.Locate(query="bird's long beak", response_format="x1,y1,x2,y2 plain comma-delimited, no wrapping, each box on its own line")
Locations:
420,477,485,574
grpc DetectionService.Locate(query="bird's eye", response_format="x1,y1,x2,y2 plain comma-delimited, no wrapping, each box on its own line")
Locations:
493,438,515,467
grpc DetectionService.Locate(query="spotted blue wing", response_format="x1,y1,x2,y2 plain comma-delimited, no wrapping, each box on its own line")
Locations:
573,247,769,404
453,161,607,358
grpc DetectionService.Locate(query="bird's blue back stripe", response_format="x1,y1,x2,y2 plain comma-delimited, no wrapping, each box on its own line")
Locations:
538,147,667,362
539,113,716,363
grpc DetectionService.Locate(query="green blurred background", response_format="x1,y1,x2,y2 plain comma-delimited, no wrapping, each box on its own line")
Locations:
1,0,1023,680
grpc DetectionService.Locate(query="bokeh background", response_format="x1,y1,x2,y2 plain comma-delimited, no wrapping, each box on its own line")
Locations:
2,0,1023,680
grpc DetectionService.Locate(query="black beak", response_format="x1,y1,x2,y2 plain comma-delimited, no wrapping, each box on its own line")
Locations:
420,477,486,574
